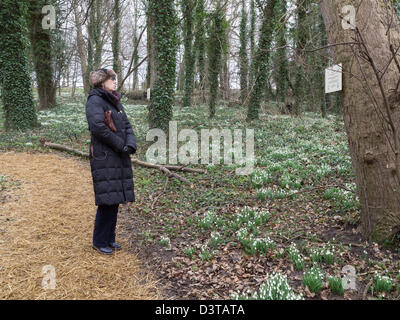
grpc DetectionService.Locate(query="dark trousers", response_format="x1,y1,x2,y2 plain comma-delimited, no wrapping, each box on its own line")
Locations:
93,204,119,247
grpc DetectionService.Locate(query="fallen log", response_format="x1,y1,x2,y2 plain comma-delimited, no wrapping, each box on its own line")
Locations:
42,141,203,185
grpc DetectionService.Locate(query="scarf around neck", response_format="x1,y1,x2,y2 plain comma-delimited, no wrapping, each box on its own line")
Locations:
98,88,121,108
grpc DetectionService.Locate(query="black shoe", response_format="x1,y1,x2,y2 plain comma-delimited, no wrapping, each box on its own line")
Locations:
109,242,122,250
92,245,113,255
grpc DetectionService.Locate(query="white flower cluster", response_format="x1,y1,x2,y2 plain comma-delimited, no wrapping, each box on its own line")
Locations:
305,264,325,280
159,236,171,249
251,169,272,186
316,162,332,177
309,245,335,264
235,207,271,226
210,231,221,241
258,187,296,199
233,272,304,300
199,210,218,229
288,243,304,270
252,237,275,250
236,227,249,240
288,243,301,258
236,227,275,254
373,271,394,288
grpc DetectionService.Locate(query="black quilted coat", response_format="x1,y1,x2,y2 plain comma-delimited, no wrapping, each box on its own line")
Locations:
85,88,136,206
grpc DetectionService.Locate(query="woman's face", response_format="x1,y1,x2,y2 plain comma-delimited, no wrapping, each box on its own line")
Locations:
103,77,117,92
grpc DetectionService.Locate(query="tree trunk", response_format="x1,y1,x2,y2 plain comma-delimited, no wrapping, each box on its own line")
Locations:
274,0,288,103
146,7,156,90
132,0,139,91
112,0,122,87
182,0,195,108
73,0,89,96
239,0,248,105
248,0,256,89
147,0,177,132
194,0,206,104
246,0,277,121
208,1,225,118
320,0,400,242
27,0,57,110
293,0,308,115
0,0,38,130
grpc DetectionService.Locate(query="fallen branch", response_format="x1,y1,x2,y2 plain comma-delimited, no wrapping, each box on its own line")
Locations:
132,158,206,174
42,140,202,184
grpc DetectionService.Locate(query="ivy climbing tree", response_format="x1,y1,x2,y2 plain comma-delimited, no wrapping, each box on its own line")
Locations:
248,0,257,88
246,0,278,121
239,0,249,105
86,0,103,91
182,0,196,108
293,0,309,115
273,0,288,103
147,0,178,132
27,0,57,110
193,0,206,103
207,1,227,118
0,0,38,130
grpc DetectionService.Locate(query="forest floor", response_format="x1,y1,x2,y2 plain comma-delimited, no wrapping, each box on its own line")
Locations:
1,97,400,300
0,151,160,299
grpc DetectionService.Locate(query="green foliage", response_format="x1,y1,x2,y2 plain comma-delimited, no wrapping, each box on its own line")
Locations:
373,272,394,293
208,231,223,249
309,245,335,265
197,210,223,230
184,246,196,259
199,245,214,262
147,0,178,132
236,227,275,255
323,186,360,214
302,265,324,293
288,243,305,271
328,276,344,296
0,0,38,130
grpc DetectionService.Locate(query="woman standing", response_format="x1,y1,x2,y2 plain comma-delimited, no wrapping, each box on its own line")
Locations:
86,68,137,255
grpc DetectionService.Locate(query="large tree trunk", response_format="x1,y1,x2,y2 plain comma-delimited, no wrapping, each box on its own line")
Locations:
320,0,400,242
182,0,195,108
27,0,57,110
146,7,157,90
0,0,38,130
147,0,177,131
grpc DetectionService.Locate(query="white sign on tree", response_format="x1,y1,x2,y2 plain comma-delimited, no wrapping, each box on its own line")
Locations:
325,63,342,93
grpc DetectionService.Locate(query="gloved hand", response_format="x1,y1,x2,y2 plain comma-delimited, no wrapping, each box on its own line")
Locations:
127,146,136,155
122,145,136,155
